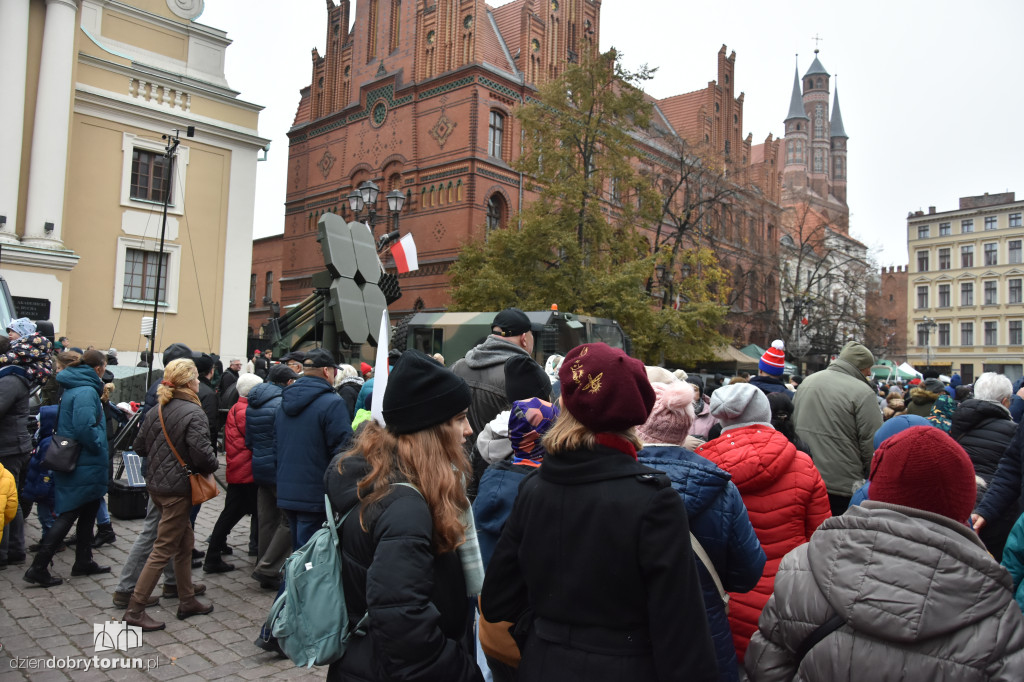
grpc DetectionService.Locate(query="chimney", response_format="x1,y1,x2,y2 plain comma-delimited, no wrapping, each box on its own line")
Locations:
928,206,936,214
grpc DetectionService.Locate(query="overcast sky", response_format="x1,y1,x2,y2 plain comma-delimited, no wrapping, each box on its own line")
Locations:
199,0,1024,267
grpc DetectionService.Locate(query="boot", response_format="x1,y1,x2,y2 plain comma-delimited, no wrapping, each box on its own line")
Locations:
113,591,158,609
23,561,63,588
176,596,214,620
64,534,77,547
71,561,111,576
91,523,116,548
123,597,165,632
203,556,236,573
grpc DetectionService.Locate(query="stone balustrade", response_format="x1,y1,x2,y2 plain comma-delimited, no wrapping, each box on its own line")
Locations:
128,78,191,112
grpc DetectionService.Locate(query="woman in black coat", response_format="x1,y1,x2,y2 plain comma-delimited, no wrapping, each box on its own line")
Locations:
481,343,718,682
325,350,483,682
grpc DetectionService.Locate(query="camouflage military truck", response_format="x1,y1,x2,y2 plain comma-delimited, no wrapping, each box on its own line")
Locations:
259,213,631,367
402,309,631,367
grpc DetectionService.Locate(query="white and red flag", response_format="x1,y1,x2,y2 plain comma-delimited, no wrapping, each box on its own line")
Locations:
391,233,419,273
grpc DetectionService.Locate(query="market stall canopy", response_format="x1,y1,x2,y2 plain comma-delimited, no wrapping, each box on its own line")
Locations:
871,359,921,381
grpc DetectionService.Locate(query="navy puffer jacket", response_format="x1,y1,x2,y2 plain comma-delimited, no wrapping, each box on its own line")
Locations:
275,376,352,512
638,445,766,682
246,382,283,486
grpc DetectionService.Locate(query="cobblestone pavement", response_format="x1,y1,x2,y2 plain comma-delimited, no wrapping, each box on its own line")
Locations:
0,474,324,681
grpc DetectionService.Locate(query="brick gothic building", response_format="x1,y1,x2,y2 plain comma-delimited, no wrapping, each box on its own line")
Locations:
277,0,600,315
265,2,853,353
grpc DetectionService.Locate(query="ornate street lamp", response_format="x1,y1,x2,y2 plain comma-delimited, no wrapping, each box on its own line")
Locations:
347,180,404,235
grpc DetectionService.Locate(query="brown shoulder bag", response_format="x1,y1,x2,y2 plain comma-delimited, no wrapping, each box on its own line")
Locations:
158,404,219,505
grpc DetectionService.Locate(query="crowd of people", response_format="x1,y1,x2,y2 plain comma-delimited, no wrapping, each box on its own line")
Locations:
3,310,1024,680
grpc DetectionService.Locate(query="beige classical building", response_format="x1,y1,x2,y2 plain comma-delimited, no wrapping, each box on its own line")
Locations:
0,0,266,363
907,192,1024,382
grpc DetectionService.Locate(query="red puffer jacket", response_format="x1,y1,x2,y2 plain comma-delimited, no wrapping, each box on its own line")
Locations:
696,425,830,663
224,397,254,484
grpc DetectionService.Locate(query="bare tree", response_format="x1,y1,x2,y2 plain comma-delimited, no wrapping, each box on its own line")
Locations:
776,202,872,366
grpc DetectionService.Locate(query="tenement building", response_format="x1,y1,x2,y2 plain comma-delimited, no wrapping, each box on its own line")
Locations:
0,0,266,363
907,192,1024,382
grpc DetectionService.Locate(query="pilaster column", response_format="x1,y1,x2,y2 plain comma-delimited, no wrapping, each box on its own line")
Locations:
22,0,80,248
0,0,31,243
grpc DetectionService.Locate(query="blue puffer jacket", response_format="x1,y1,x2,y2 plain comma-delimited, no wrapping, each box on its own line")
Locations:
246,382,283,486
473,460,533,569
53,366,109,515
638,445,766,682
23,405,57,505
276,376,352,512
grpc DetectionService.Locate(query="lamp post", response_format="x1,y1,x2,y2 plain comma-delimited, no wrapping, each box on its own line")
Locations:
347,180,406,236
922,316,938,371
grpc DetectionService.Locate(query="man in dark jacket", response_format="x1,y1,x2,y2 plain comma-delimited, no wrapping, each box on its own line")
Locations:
247,364,296,587
748,340,794,399
276,349,352,549
195,354,219,453
217,358,242,410
951,372,1018,561
451,308,535,496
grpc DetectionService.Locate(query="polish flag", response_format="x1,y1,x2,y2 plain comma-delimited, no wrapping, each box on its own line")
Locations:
392,233,418,273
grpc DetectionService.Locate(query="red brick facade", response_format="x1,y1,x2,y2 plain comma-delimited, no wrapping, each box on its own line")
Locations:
278,0,599,317
248,234,284,337
263,2,840,350
865,265,908,361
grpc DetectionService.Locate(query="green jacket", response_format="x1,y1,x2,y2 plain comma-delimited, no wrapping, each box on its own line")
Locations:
792,359,883,497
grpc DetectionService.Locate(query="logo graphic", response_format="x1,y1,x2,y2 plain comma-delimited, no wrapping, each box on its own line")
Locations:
93,621,143,652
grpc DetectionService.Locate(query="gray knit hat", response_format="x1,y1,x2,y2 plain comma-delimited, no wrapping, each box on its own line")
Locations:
709,383,773,432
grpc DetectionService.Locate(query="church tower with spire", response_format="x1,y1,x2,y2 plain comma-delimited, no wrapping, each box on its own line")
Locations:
783,60,809,193
830,83,848,204
802,49,832,201
781,48,850,222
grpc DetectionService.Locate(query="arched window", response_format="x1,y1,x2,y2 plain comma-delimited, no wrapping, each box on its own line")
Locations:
486,194,505,232
488,111,505,159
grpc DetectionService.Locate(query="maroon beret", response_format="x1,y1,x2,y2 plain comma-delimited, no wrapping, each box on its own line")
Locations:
869,425,976,523
558,343,655,433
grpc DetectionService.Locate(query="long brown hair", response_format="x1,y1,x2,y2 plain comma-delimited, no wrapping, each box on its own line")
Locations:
340,419,470,553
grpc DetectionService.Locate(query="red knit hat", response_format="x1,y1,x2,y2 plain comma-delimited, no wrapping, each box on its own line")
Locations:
868,426,976,523
558,343,655,433
759,340,786,376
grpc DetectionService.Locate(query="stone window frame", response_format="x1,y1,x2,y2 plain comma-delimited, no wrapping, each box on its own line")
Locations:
113,236,181,313
120,133,189,216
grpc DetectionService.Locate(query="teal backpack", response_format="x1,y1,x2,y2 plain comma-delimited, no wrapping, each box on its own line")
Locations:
264,494,368,668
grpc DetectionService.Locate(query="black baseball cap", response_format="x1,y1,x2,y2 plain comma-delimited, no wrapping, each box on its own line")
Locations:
492,308,531,337
280,351,306,364
303,348,341,369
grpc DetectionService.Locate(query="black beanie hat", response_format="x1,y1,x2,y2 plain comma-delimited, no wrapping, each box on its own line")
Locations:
163,342,195,365
383,350,471,434
504,355,551,402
